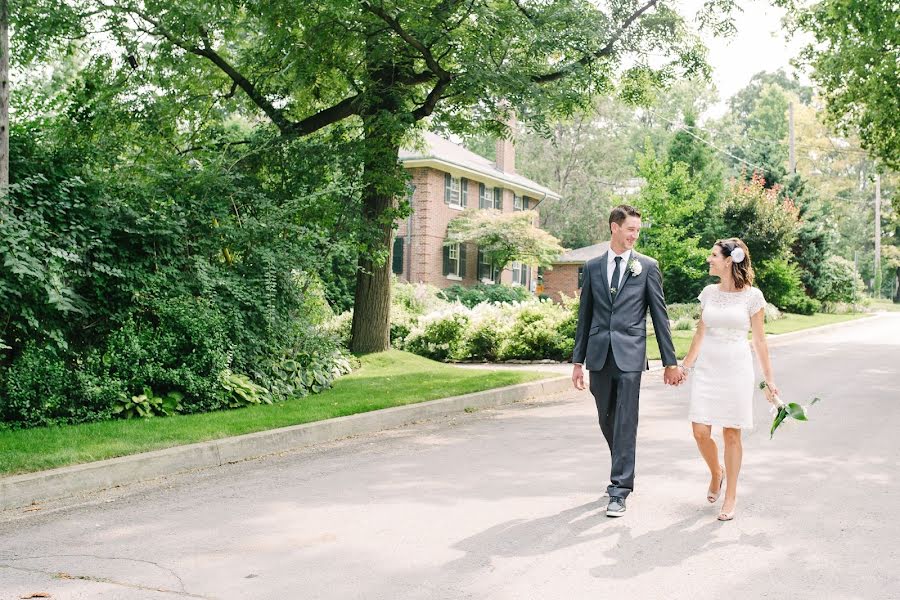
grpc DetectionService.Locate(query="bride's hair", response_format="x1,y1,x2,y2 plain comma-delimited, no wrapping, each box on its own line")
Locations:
716,238,755,288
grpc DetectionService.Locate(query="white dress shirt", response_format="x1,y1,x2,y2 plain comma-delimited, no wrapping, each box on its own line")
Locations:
607,249,632,290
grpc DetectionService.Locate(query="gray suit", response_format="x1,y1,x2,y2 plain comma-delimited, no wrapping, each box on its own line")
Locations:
573,250,677,499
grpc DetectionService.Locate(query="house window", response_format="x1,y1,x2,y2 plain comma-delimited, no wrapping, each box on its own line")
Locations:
578,266,585,288
444,173,462,208
443,243,467,279
477,248,498,283
479,184,492,209
511,261,528,286
513,194,523,211
494,187,503,209
392,237,404,275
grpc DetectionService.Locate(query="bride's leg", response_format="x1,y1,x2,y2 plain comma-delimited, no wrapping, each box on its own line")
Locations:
721,427,742,514
691,423,722,495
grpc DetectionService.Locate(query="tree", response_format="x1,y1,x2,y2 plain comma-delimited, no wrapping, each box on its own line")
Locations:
727,69,812,124
39,0,730,353
515,98,638,248
666,110,725,246
720,172,799,267
632,144,708,302
514,80,719,249
782,0,900,169
445,209,565,271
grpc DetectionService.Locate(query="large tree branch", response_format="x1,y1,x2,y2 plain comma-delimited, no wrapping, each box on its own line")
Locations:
285,94,363,136
532,0,659,84
361,1,452,80
411,78,453,121
96,3,361,137
511,0,535,21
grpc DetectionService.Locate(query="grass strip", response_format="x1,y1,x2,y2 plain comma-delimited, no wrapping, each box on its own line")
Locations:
648,312,868,360
0,350,555,477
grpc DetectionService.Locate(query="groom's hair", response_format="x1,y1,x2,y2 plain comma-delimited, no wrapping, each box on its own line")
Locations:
609,204,641,231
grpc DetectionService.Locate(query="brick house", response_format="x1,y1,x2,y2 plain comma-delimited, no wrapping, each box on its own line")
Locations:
540,242,610,303
395,132,561,290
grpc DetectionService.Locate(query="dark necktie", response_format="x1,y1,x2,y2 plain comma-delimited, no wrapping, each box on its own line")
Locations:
610,256,622,300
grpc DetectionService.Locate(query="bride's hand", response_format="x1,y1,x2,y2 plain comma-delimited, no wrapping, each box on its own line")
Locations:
764,380,781,403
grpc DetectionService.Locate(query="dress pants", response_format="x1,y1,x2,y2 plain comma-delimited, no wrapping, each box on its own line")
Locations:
589,345,643,499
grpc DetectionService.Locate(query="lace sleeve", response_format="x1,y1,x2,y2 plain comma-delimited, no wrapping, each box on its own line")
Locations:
747,287,767,316
698,285,711,309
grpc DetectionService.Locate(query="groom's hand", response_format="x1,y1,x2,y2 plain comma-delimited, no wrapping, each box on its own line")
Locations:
663,365,683,386
572,364,586,390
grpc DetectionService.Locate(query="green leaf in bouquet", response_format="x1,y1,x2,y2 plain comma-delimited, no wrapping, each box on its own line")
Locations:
786,402,807,421
770,407,789,439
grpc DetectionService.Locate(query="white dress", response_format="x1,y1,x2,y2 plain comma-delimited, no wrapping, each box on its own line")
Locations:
688,284,768,429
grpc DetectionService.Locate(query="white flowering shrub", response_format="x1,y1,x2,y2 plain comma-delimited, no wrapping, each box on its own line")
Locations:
403,304,472,361
496,299,575,361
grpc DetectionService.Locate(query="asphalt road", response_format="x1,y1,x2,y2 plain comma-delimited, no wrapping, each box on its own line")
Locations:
1,314,898,599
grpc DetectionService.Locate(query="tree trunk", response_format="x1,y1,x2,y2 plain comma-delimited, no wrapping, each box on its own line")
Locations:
894,266,900,304
348,111,403,353
350,178,396,354
0,0,9,193
349,31,410,354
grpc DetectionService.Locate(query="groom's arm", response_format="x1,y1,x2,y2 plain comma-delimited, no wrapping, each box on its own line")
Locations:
645,260,678,368
572,260,593,366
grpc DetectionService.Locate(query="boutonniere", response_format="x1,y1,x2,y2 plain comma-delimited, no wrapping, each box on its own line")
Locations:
628,258,642,276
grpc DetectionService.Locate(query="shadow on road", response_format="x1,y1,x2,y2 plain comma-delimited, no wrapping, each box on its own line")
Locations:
445,498,610,572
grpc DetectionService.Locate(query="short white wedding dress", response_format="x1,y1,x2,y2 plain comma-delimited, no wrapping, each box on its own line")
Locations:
688,284,768,429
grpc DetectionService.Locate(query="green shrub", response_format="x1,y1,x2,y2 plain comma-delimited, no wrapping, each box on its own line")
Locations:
438,283,531,308
393,279,449,315
667,302,702,321
96,296,233,414
819,301,867,314
497,302,572,361
266,349,356,399
111,387,185,419
764,303,784,322
779,294,820,315
220,372,273,408
1,344,86,427
756,257,816,314
674,317,695,330
814,256,864,303
404,309,471,361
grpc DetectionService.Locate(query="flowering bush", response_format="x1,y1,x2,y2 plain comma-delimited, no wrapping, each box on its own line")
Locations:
497,300,574,360
404,305,472,361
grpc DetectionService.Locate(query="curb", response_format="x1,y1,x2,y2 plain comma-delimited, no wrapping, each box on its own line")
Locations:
0,375,573,511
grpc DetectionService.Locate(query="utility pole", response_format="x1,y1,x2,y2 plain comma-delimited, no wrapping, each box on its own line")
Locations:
0,0,9,195
788,102,796,174
874,172,882,298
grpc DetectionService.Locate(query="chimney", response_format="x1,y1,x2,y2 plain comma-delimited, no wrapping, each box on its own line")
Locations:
495,112,517,174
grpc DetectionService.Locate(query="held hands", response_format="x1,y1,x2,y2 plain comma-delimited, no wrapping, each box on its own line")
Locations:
664,365,686,386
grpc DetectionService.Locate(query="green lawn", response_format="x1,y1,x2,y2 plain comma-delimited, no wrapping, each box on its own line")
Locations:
647,330,694,361
647,312,869,360
869,298,900,312
0,351,555,477
763,312,867,335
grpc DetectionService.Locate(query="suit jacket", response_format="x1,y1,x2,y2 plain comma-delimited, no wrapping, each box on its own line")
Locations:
572,250,677,372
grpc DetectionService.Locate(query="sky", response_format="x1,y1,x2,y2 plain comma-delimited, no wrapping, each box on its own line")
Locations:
679,0,812,116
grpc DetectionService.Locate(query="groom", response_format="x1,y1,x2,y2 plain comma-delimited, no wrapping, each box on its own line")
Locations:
572,204,681,517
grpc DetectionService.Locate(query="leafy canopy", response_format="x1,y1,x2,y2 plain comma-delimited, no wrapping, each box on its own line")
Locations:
446,209,566,269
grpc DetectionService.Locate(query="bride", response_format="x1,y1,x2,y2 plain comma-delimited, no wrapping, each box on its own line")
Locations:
679,238,780,521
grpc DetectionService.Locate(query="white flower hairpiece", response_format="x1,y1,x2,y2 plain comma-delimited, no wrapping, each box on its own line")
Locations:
730,247,746,264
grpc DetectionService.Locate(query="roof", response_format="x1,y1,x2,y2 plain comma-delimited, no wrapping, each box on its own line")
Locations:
553,241,610,265
399,131,561,201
